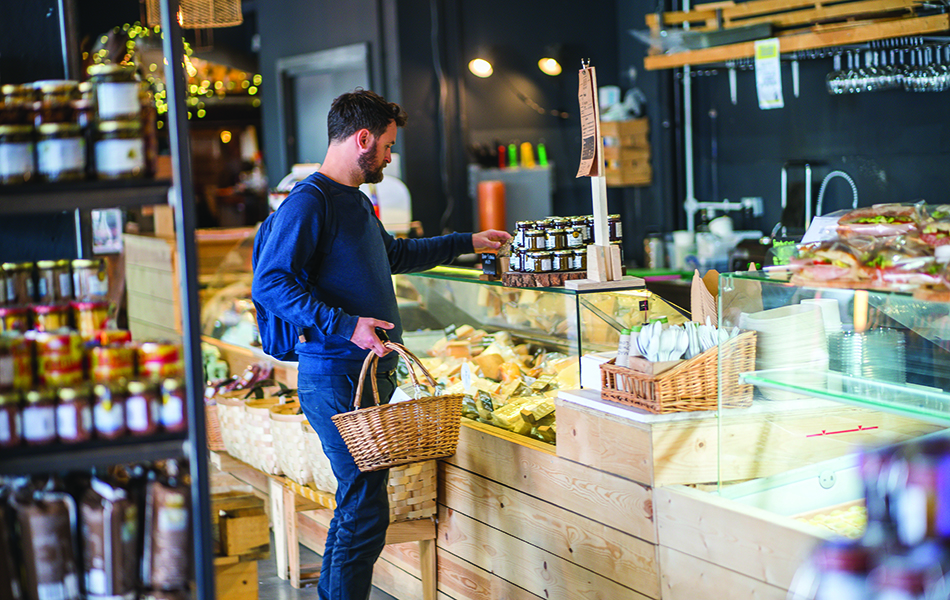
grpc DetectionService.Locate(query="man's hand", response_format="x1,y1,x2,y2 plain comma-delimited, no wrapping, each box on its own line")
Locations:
472,229,512,253
350,318,394,357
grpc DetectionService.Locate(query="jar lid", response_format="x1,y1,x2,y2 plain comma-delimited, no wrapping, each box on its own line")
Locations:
0,391,19,406
37,123,81,135
1,83,33,95
526,229,544,236
26,389,53,404
0,306,28,316
35,260,58,269
33,304,68,315
127,380,148,395
555,250,573,255
94,381,126,396
87,63,136,77
71,258,98,268
162,378,182,392
54,259,71,268
58,387,78,402
0,125,33,135
78,81,94,93
33,79,79,91
98,120,142,133
71,300,110,310
548,228,568,234
1,262,31,272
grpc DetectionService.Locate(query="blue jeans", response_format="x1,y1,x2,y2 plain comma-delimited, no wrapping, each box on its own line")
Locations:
297,369,395,600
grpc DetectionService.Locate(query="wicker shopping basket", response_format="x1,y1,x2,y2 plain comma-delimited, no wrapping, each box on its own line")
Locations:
600,330,757,414
332,341,463,473
270,402,312,486
215,390,250,462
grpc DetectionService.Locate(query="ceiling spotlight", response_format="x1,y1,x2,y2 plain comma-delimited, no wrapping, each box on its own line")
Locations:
469,58,493,78
538,57,562,76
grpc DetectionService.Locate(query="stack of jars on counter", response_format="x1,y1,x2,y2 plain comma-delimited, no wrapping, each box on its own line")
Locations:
0,62,157,184
0,463,193,600
0,257,111,337
797,438,950,600
509,214,624,274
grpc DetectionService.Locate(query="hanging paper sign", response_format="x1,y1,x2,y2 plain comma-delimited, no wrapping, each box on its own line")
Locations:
754,38,784,110
576,66,602,177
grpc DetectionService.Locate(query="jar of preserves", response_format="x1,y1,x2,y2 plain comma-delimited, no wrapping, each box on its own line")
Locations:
571,217,590,243
0,390,20,448
56,385,92,444
573,248,587,272
95,120,145,180
0,84,35,125
509,247,524,272
36,259,72,303
34,330,84,387
551,217,571,230
585,216,595,243
88,63,141,121
72,300,110,340
31,304,71,332
36,123,85,182
93,382,127,440
566,226,585,249
72,259,109,300
0,306,29,333
91,344,135,382
1,332,33,390
0,124,35,185
126,380,160,436
608,214,623,241
22,389,56,446
524,229,546,251
97,329,131,346
71,98,95,178
138,342,182,380
3,262,34,305
160,378,186,433
33,80,79,127
554,250,574,272
545,228,568,251
514,221,532,248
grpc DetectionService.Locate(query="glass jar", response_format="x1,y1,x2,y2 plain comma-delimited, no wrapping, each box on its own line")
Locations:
545,228,568,251
56,385,93,444
0,390,20,448
551,217,571,230
514,221,532,248
31,304,71,332
509,247,524,272
608,214,623,241
34,330,84,388
523,251,541,273
71,98,95,178
524,229,546,251
95,120,145,180
72,258,109,300
571,217,590,243
585,216,595,243
554,250,574,272
566,226,585,249
2,332,33,391
0,84,35,125
72,300,110,341
36,259,72,303
160,378,186,433
532,251,553,273
90,344,135,382
3,262,34,305
22,389,57,446
88,63,141,121
36,123,85,182
93,382,127,440
137,342,182,380
573,248,587,272
0,124,35,185
126,380,160,436
33,80,79,127
0,307,29,333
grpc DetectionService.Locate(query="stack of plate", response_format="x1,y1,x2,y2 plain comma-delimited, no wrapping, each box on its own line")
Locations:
829,328,906,398
740,304,828,400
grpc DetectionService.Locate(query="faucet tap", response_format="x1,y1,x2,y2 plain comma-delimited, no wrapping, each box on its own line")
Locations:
815,170,859,222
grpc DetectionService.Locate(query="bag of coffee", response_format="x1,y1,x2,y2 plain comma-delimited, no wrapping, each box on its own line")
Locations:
14,487,81,600
81,478,138,600
141,470,190,591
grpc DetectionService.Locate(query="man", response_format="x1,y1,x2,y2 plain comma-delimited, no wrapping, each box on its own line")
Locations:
252,88,510,600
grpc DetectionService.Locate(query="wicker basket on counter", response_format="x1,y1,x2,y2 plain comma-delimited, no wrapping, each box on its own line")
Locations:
269,402,312,486
243,397,289,475
600,330,756,414
215,390,250,462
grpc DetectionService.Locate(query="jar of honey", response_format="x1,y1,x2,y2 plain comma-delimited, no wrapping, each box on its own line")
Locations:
0,84,35,125
72,258,109,300
3,262,34,305
32,80,79,127
160,378,186,433
126,380,160,436
36,259,72,304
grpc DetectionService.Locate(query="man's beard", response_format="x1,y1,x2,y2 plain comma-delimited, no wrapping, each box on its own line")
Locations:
358,146,385,184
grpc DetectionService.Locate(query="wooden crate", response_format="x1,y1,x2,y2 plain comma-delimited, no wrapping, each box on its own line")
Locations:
214,558,258,600
600,119,652,187
212,492,270,557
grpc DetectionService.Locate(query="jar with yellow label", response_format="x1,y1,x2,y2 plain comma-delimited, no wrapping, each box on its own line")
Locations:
0,125,35,185
36,123,85,182
0,307,29,333
0,84,35,125
88,63,141,121
95,120,145,180
32,304,71,332
72,300,110,340
32,80,79,127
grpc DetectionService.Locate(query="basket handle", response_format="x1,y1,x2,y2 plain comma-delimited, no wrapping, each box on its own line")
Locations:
352,341,438,410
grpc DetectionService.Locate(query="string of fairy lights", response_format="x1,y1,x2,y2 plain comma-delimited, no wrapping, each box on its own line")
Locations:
83,21,262,125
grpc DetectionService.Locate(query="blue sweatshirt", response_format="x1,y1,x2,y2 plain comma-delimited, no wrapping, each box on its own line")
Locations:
252,172,473,375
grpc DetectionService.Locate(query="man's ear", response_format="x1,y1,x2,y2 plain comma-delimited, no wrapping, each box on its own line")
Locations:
356,128,373,150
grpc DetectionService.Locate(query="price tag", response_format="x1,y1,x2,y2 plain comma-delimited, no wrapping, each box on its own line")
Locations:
461,362,473,393
754,38,784,110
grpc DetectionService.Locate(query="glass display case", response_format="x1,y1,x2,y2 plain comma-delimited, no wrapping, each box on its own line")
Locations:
716,270,950,539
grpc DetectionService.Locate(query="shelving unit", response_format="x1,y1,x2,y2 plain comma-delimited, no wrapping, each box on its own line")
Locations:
0,0,214,598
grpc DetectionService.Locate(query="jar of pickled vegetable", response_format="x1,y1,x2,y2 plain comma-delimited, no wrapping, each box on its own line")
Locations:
36,123,85,182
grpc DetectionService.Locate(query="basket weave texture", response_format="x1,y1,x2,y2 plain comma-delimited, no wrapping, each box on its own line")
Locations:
215,391,248,462
243,397,287,475
146,0,243,28
332,342,463,473
270,402,312,486
204,401,225,452
600,330,757,414
302,422,337,494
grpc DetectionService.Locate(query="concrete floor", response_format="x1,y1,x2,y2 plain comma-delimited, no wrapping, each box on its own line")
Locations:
257,534,398,600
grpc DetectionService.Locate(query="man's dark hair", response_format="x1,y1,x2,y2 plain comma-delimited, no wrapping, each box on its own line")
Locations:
327,88,408,143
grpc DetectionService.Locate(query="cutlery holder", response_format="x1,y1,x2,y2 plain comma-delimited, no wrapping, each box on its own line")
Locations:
600,330,757,413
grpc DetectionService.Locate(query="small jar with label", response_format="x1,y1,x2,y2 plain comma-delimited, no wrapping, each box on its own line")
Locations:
536,251,553,273
514,221,532,248
138,342,182,380
88,63,141,121
554,250,574,272
566,226,585,249
56,385,93,443
126,380,161,436
91,344,135,382
93,382,127,440
72,258,108,300
33,80,79,127
22,389,57,446
0,391,21,448
0,84,35,125
160,378,187,433
39,259,73,303
31,304,71,332
1,332,33,391
0,307,29,333
524,229,546,251
585,216,595,243
509,247,524,272
551,217,571,230
3,262,33,305
0,125,35,185
72,300,110,340
36,123,86,182
545,228,568,251
523,251,541,273
571,217,590,242
95,120,145,180
573,248,587,272
608,214,623,242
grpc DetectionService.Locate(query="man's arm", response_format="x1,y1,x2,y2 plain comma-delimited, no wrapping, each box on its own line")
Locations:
384,226,512,274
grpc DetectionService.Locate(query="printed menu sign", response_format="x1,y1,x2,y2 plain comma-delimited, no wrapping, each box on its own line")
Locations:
576,66,602,177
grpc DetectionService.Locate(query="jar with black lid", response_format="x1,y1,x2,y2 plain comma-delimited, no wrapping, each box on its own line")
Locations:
32,80,79,127
88,63,141,121
0,125,35,184
36,123,86,182
95,120,145,180
0,84,35,125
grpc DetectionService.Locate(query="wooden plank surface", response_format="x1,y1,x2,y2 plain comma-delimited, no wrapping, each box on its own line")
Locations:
659,545,788,600
440,462,660,597
437,505,654,600
654,485,823,589
446,424,656,543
